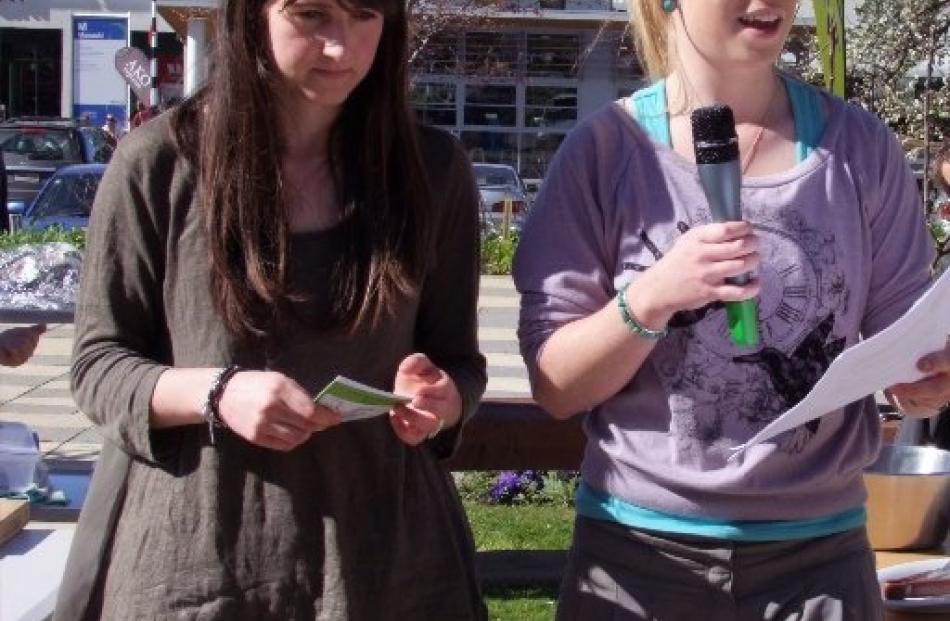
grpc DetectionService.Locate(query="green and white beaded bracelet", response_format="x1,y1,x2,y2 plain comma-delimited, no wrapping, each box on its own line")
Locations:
616,284,669,340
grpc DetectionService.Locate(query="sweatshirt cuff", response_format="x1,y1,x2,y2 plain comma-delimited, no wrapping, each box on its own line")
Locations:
428,364,485,460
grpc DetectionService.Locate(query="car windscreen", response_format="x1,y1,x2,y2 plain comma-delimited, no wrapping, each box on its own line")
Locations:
0,128,82,163
474,166,518,188
29,172,102,219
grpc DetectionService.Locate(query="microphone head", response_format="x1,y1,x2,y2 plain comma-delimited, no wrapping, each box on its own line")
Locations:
691,105,739,165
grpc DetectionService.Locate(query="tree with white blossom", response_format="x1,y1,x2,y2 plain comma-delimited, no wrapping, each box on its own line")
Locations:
846,0,950,267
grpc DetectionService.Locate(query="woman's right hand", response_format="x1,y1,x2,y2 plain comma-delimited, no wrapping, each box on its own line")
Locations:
629,221,761,327
216,371,342,451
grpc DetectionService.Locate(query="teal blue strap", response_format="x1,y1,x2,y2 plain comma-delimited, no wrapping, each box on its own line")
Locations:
782,74,825,161
627,76,826,163
628,80,672,147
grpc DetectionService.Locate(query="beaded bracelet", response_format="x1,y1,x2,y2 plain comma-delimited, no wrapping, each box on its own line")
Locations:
201,365,241,444
616,284,668,340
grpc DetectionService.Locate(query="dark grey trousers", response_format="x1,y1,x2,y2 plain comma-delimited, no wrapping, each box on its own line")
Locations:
557,516,884,621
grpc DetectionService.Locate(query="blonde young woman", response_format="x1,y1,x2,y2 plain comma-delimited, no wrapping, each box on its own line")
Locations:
515,1,950,619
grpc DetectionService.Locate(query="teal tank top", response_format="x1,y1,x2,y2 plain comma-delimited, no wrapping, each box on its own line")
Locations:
627,74,825,163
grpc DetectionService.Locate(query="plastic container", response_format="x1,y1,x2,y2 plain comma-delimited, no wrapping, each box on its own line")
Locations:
0,422,40,493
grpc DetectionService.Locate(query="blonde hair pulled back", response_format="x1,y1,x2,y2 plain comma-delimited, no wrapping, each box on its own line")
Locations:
632,0,674,80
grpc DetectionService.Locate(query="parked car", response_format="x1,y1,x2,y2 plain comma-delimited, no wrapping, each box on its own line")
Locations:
473,163,531,235
1,118,114,226
22,163,106,231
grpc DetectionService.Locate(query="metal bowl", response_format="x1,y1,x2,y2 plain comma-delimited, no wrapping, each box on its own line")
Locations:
864,445,950,550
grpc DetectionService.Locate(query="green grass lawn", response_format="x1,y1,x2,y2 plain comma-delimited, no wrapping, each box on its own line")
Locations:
464,502,574,550
483,585,560,621
464,501,574,621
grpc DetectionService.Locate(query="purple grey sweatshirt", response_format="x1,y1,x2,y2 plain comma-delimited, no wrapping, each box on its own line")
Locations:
514,92,935,521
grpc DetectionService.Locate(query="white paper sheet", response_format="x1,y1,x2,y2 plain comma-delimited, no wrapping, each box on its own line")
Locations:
731,268,950,456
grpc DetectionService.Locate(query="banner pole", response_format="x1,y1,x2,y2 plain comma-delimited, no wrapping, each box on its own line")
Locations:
150,0,159,107
812,0,847,98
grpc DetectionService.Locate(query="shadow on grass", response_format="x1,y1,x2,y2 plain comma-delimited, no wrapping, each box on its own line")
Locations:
483,583,560,621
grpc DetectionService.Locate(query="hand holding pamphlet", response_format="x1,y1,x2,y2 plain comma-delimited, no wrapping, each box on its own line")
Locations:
315,376,410,423
731,268,950,456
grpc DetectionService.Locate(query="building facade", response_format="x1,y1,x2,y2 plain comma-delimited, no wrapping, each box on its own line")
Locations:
2,0,860,178
0,0,182,124
409,13,636,180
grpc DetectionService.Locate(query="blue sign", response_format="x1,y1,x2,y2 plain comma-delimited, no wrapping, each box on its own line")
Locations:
72,16,128,128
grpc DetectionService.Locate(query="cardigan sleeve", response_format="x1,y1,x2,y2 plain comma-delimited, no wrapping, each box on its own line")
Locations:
70,126,177,464
414,129,487,458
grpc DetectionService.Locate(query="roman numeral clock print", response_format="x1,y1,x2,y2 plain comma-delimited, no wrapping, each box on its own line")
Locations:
692,225,819,358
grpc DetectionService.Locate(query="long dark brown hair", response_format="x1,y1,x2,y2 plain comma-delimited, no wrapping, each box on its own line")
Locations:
172,0,433,339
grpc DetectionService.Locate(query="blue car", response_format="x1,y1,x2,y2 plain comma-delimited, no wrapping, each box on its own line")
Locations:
21,163,106,231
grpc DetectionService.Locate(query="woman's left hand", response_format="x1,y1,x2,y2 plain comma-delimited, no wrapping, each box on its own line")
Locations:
389,353,462,446
887,342,950,417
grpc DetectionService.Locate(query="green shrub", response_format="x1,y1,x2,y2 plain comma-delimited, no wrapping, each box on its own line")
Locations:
481,233,519,275
0,226,86,251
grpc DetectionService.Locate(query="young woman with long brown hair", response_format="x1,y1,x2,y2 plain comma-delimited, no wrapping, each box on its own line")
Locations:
53,0,487,618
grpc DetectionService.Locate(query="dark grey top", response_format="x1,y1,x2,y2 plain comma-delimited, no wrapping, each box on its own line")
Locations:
53,115,487,621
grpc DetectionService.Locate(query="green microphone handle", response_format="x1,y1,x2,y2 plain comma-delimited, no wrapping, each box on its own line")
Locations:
725,299,759,347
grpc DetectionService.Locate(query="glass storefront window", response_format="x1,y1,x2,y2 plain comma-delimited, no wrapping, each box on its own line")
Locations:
465,32,520,79
461,131,519,167
524,86,577,129
411,82,456,127
526,34,579,78
411,32,460,75
519,133,566,180
464,84,517,126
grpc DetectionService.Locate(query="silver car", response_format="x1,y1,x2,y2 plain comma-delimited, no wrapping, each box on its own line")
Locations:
473,163,530,235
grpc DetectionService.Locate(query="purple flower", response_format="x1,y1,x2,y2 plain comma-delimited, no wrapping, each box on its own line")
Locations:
488,470,545,505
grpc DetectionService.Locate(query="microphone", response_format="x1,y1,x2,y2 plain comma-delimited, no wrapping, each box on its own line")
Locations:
691,104,759,347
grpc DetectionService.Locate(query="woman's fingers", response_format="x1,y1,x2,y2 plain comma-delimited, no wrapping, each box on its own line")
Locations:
394,353,442,397
397,352,440,379
693,221,754,243
277,380,341,432
918,345,950,375
712,279,762,303
646,221,762,313
888,341,950,415
389,405,441,446
216,371,342,449
257,430,300,452
890,374,949,411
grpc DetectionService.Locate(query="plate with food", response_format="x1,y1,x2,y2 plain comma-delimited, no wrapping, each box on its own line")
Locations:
878,558,950,614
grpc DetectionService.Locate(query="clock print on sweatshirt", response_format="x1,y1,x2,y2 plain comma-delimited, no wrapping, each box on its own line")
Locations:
623,206,850,461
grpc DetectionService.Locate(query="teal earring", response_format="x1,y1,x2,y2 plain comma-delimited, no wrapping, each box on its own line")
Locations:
662,0,676,12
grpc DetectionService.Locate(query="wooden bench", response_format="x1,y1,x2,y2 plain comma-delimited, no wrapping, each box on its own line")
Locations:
445,398,585,472
446,398,585,587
